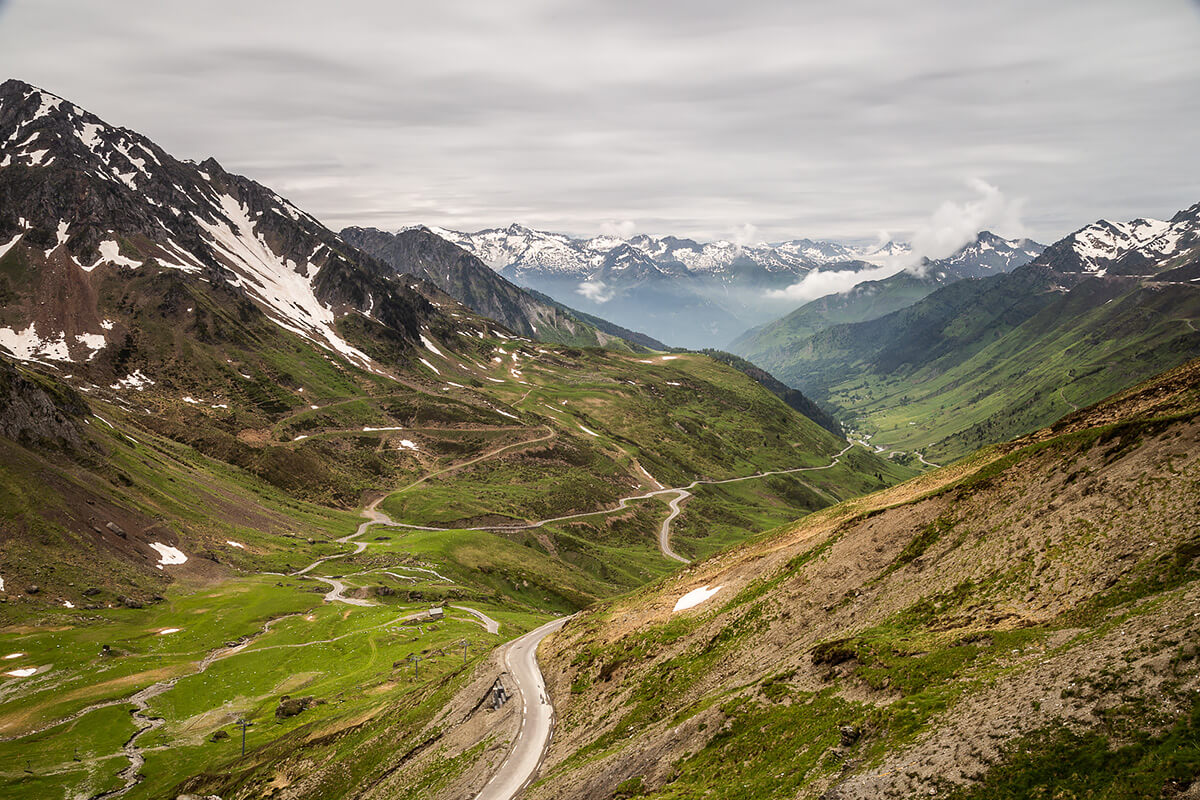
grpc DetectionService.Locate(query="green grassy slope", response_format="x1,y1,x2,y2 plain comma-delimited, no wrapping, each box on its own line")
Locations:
729,232,1044,356
699,349,843,436
0,309,911,800
732,271,940,350
825,278,1200,461
740,263,1066,397
735,258,1200,462
529,358,1200,800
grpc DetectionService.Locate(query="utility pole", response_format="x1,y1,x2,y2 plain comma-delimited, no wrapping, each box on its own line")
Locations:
408,652,424,679
235,718,252,756
459,639,473,667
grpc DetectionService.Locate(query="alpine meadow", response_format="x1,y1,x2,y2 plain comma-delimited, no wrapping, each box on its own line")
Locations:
1,3,1198,800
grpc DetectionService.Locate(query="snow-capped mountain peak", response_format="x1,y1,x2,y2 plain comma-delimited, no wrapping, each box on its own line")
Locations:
0,79,431,372
421,223,907,287
917,231,1046,278
1031,206,1200,279
1066,217,1169,272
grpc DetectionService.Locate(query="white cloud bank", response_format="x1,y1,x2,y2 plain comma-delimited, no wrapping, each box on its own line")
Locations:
731,223,758,250
766,181,1026,304
905,179,1025,274
577,279,614,303
765,263,903,304
600,220,637,239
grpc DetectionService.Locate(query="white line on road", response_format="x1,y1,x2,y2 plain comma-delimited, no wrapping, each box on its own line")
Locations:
474,616,570,800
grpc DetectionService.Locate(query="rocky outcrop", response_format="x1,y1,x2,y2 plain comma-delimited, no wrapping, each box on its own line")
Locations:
0,355,84,449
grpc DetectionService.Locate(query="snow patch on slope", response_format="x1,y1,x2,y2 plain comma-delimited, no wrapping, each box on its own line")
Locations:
74,333,106,360
194,193,374,368
93,240,142,270
0,233,22,260
673,585,723,612
0,322,71,362
419,334,445,358
110,370,155,391
148,542,187,567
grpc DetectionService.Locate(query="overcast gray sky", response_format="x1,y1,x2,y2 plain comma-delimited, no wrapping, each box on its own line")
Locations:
1,0,1198,245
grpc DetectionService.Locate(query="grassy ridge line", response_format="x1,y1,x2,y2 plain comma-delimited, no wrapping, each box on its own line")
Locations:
526,358,1200,800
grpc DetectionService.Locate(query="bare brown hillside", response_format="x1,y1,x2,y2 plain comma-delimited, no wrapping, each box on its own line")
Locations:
530,358,1200,800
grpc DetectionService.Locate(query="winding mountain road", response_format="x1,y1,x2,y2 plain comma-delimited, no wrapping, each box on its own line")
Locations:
17,437,864,797
474,616,570,800
1058,386,1081,413
311,576,374,607
657,490,691,563
289,495,389,579
261,439,860,799
452,605,501,635
914,451,942,469
383,442,861,565
464,444,862,799
649,441,858,563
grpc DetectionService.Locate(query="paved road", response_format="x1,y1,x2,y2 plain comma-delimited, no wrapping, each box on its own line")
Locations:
385,442,861,564
914,451,942,469
297,443,859,605
657,490,691,563
452,605,501,634
286,496,400,604
290,495,391,578
651,441,859,564
311,576,374,607
291,498,465,606
474,616,570,800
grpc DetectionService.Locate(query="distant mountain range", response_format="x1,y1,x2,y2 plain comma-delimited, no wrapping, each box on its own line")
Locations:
428,222,908,281
733,202,1200,460
733,231,1045,345
0,76,863,571
421,223,913,348
340,225,666,351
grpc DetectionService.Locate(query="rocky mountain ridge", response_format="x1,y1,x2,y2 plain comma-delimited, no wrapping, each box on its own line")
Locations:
734,201,1200,460
0,78,437,376
340,225,663,350
733,231,1045,346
